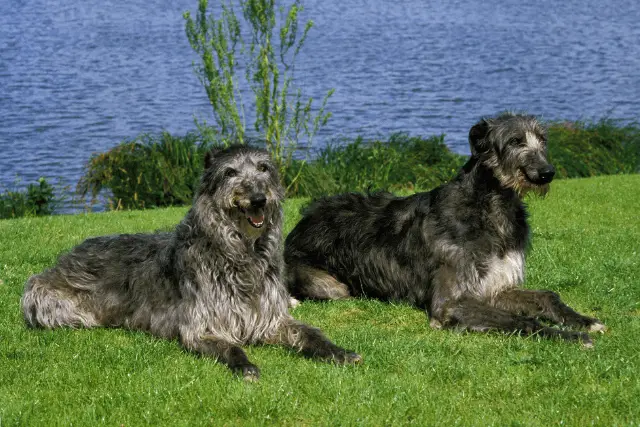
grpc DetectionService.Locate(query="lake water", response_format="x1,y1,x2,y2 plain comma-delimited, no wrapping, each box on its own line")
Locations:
1,0,639,211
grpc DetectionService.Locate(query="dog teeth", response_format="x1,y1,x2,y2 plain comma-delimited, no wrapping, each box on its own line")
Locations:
247,217,264,228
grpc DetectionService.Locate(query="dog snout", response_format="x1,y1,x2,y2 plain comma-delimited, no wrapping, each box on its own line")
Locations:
250,194,267,209
537,164,556,183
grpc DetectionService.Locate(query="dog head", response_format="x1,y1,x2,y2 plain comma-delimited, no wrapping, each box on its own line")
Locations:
469,112,554,197
198,144,284,239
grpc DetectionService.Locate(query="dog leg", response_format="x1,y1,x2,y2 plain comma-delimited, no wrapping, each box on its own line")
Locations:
181,335,260,381
434,296,594,346
266,318,362,364
286,264,351,300
492,289,606,332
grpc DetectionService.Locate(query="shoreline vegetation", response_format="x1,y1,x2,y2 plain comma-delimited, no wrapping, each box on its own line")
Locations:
1,118,639,218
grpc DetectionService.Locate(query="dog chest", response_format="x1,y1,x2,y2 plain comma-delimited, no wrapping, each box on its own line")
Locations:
473,250,525,297
189,267,289,344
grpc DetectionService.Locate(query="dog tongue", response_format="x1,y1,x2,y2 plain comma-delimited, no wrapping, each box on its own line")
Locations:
251,215,264,224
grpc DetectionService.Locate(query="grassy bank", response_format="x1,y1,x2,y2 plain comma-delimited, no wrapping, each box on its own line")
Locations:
0,175,639,425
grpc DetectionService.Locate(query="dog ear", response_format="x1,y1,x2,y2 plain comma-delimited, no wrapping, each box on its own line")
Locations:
204,151,214,169
204,147,224,169
469,119,490,155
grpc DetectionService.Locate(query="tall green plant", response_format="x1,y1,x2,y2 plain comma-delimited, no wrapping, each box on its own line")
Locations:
184,0,333,191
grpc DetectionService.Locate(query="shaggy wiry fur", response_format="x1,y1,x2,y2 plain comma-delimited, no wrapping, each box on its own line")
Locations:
22,145,361,380
285,113,606,346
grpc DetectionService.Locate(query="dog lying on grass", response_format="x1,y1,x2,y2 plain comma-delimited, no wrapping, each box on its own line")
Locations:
285,113,606,346
22,145,361,380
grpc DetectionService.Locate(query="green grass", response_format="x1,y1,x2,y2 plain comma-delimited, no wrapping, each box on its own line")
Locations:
1,175,639,426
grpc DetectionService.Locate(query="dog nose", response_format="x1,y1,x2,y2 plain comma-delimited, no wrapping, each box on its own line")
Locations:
250,194,267,208
537,164,556,183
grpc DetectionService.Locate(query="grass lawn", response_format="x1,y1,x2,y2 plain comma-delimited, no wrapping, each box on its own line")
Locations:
0,175,638,426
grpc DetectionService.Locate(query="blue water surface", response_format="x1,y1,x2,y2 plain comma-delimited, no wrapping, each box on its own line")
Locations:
1,0,639,211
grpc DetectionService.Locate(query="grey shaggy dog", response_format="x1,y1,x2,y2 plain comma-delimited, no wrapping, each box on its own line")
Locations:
285,113,606,346
22,145,361,380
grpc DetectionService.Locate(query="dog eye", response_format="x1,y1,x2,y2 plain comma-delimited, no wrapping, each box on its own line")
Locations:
257,163,269,172
224,169,237,178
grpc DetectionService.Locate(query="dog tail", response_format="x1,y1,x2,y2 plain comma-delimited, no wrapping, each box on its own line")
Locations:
21,273,97,329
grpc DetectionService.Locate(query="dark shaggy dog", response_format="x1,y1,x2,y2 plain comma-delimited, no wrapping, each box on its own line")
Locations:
22,145,361,380
285,113,606,346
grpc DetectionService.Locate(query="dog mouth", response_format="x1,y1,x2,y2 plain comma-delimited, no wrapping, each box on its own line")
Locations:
246,213,265,228
523,171,543,185
515,168,551,197
237,206,265,228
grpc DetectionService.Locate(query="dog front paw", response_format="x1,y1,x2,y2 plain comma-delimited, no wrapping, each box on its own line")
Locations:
233,364,260,381
288,297,301,309
588,321,607,334
579,332,594,349
331,350,363,365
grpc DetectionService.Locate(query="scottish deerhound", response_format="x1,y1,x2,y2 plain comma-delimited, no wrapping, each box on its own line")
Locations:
22,145,361,380
285,113,606,346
